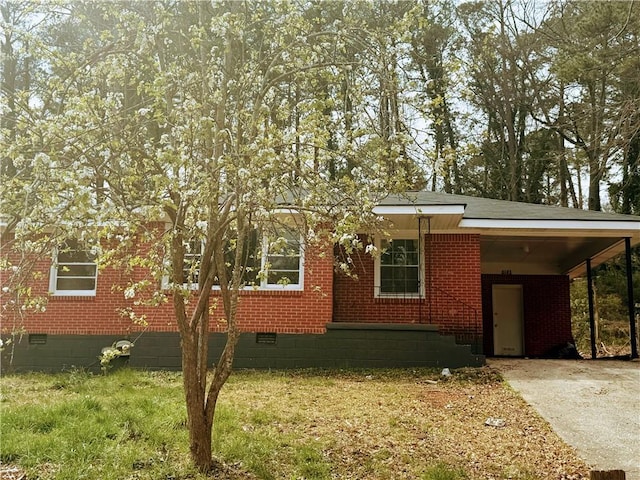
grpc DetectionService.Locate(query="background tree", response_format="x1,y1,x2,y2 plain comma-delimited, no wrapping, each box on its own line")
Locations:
409,0,462,193
457,0,550,202
536,0,640,211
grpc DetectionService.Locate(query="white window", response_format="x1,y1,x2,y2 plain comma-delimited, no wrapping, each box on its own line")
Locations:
264,229,302,288
50,241,98,296
182,239,203,285
375,236,422,297
179,228,304,290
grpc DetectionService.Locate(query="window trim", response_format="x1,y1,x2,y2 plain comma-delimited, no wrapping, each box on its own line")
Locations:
263,231,304,290
181,239,204,288
374,232,424,298
49,244,98,297
174,231,305,292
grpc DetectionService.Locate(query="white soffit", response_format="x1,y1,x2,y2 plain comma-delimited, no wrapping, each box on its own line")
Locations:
374,205,466,232
459,218,640,237
372,204,466,216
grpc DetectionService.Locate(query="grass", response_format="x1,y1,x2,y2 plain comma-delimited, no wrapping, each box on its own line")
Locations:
1,369,190,479
0,367,588,479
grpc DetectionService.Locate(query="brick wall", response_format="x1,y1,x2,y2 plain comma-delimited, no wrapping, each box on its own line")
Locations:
333,234,483,341
2,242,333,337
481,274,572,356
4,231,575,359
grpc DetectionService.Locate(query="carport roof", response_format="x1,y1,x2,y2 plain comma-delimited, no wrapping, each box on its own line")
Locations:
375,191,640,278
379,190,640,222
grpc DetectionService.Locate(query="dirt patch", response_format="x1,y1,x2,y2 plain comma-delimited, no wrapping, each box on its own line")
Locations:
0,465,26,480
422,387,465,408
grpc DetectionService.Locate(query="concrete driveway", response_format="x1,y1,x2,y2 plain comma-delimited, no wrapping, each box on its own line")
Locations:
489,358,640,480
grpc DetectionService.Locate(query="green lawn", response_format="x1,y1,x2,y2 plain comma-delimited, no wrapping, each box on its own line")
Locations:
0,367,588,479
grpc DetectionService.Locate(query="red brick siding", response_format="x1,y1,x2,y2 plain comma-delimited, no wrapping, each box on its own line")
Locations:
481,274,572,356
2,243,333,336
333,234,483,339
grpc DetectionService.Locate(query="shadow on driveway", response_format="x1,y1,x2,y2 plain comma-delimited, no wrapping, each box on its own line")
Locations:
489,358,640,480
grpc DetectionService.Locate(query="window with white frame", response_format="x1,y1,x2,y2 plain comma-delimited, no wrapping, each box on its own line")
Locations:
182,239,203,285
180,228,303,290
265,229,302,287
376,237,422,296
50,241,98,296
211,230,262,287
236,229,261,286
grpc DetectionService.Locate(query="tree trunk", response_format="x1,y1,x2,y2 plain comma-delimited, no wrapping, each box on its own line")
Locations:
588,159,602,211
621,127,640,214
181,324,214,472
1,2,17,177
576,162,584,209
189,421,213,470
185,382,213,470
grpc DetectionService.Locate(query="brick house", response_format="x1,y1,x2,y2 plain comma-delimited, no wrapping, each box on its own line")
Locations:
3,191,639,371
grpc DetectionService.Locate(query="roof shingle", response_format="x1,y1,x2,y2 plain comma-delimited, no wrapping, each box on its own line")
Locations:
380,191,640,222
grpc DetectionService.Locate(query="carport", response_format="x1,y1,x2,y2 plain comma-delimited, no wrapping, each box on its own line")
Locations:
378,192,640,358
468,216,640,358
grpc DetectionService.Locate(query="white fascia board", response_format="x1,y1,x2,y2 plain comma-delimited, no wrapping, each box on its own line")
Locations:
373,204,466,216
272,208,300,215
459,218,640,232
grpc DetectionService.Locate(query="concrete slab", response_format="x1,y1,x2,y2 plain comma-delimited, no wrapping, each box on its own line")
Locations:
489,358,640,480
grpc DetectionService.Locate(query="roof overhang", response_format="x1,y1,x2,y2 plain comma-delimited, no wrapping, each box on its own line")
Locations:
373,204,465,231
459,218,640,278
376,202,640,279
478,235,633,278
373,204,466,216
459,218,640,235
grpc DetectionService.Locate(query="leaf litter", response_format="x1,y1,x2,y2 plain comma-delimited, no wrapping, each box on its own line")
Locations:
222,366,589,479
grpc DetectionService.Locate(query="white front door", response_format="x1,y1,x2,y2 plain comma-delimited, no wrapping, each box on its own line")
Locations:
492,285,524,356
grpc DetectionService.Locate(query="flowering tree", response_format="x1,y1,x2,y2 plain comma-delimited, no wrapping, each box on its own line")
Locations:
1,1,416,471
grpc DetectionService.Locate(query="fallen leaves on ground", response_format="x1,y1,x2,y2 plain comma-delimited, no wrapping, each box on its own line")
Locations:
0,465,26,480
224,367,589,479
